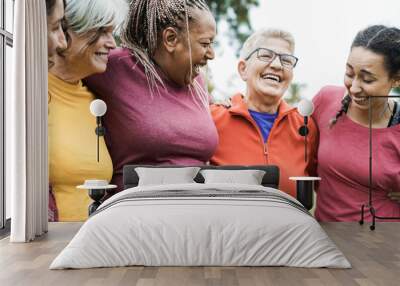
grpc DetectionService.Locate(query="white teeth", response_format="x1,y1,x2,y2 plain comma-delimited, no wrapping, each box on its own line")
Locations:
262,74,281,82
352,96,369,104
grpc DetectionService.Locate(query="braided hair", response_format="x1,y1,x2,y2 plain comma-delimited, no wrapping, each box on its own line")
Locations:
330,25,400,127
121,0,211,102
329,94,351,127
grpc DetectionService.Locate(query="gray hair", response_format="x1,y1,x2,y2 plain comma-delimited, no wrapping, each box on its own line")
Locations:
239,28,295,60
65,0,128,36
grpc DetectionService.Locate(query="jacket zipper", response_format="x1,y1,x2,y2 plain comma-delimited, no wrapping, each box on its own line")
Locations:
252,120,268,164
249,117,270,164
263,114,286,165
263,143,268,164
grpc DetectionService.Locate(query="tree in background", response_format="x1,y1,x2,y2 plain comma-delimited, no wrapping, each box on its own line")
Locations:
205,0,259,99
114,1,258,50
284,82,307,106
207,0,259,51
394,87,400,103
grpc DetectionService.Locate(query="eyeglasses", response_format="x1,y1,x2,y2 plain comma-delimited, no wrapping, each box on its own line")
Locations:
245,48,298,69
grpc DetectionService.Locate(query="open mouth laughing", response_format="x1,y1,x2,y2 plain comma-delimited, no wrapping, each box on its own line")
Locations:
351,95,369,105
261,73,282,83
95,51,109,60
192,64,206,76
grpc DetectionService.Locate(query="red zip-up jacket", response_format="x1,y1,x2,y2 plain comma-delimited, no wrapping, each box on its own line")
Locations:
210,94,318,197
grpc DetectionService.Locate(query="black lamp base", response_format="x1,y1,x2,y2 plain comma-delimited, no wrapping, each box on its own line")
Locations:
88,189,106,216
289,177,320,211
296,181,314,210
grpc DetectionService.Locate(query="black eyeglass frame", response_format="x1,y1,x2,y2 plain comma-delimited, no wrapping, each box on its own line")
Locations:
244,47,299,69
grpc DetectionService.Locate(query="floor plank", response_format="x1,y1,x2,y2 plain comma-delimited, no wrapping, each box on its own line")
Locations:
0,222,399,286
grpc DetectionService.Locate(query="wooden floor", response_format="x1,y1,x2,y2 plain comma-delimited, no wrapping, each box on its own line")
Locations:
0,222,399,286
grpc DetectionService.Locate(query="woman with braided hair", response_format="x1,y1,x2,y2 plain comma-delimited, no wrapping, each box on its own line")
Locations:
85,0,218,195
312,25,400,222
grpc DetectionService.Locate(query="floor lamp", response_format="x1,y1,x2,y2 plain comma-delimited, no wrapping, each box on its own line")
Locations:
289,99,321,211
359,95,400,230
89,99,107,162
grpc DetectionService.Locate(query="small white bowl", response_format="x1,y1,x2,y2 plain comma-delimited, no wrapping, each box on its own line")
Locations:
77,179,117,190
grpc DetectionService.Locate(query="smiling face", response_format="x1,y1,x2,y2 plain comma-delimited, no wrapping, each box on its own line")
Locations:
344,47,395,111
170,8,216,86
47,0,67,68
65,26,116,77
238,37,294,105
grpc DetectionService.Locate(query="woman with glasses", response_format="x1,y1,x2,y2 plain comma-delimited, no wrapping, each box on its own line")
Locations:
312,25,400,222
210,28,318,197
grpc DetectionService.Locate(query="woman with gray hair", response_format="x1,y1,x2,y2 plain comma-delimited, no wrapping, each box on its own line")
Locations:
48,0,127,221
84,0,218,194
210,28,318,198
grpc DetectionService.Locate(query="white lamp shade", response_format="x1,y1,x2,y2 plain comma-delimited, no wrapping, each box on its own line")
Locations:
90,99,107,117
297,99,314,117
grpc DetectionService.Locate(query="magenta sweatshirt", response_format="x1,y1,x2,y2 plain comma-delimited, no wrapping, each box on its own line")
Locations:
312,85,400,222
85,48,218,193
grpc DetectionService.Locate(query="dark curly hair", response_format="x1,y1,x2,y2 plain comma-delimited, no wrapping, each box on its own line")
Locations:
330,25,400,127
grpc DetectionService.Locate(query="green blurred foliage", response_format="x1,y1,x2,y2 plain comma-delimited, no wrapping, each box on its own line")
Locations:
285,82,307,106
207,0,259,50
393,87,400,102
115,1,259,50
205,0,259,95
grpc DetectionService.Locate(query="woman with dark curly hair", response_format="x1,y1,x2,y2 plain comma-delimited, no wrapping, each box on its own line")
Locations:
46,0,67,68
312,25,400,222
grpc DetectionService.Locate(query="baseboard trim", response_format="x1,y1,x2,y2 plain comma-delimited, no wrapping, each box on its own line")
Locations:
0,218,11,239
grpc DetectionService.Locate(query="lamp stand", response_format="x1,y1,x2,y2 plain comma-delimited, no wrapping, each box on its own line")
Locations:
298,117,309,162
359,95,400,230
95,117,105,162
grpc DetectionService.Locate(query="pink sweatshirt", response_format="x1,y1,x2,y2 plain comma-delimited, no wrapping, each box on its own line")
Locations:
312,86,400,222
85,48,218,193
